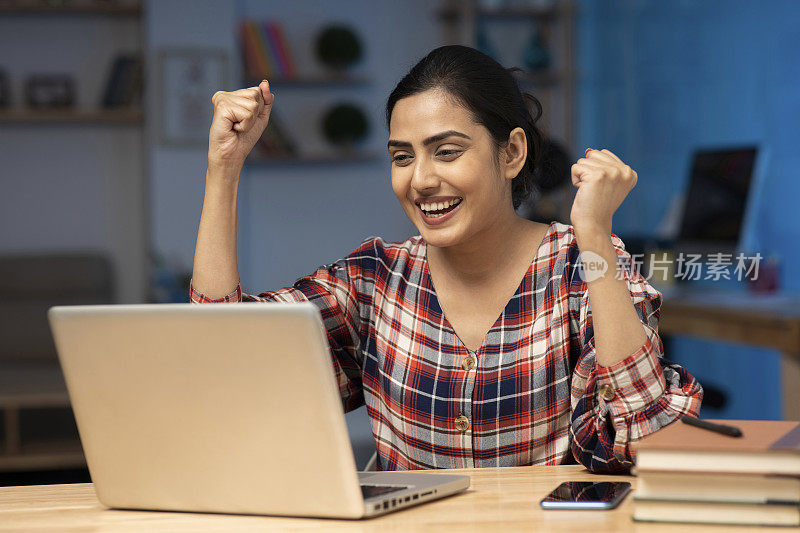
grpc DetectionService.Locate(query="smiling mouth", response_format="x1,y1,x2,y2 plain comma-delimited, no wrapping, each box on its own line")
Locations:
417,197,462,218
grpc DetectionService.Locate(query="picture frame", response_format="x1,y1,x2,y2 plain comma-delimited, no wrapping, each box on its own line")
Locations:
25,74,75,109
157,48,228,146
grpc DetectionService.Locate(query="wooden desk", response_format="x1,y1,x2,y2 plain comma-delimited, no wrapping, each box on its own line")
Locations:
659,289,800,420
0,465,775,532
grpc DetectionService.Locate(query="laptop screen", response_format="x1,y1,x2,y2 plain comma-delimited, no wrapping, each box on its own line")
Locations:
676,147,757,249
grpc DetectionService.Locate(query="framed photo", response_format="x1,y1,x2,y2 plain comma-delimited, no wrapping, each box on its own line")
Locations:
25,74,75,108
158,49,228,146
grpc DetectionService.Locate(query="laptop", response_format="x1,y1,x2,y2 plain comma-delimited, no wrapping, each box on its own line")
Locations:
47,303,470,518
673,145,762,257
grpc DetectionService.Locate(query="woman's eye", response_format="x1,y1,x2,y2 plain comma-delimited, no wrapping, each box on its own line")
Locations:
391,150,460,164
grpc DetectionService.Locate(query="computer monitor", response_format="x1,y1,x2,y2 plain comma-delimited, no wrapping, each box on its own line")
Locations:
675,146,759,256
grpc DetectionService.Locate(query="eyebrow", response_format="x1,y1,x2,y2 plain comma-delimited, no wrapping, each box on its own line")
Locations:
387,130,471,150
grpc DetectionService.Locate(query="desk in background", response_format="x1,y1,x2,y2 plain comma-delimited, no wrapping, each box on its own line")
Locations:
660,288,800,420
0,465,772,532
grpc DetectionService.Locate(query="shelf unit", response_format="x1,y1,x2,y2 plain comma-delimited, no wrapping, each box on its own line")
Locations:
0,1,144,122
244,73,375,164
437,0,576,152
244,75,374,164
0,108,143,124
245,75,370,87
239,18,375,165
0,1,141,16
0,362,83,472
0,1,147,473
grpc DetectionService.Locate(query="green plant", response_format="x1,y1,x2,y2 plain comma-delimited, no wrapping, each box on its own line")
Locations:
315,26,362,69
321,103,368,145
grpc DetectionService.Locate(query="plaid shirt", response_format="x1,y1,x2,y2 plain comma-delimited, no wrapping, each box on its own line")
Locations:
190,222,702,473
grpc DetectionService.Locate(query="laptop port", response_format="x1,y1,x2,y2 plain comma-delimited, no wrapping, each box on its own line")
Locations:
413,494,419,500
383,501,389,510
404,496,410,502
421,491,433,497
374,504,380,511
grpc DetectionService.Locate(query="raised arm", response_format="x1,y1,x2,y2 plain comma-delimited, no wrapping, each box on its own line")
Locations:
191,81,275,300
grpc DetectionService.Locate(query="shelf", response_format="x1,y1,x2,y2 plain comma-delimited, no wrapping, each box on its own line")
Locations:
0,1,141,16
0,360,68,409
245,75,370,87
246,151,383,165
0,108,143,124
438,5,559,22
0,439,85,472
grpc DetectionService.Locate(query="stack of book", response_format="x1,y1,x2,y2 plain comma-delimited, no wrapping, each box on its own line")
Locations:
240,19,296,80
633,419,800,527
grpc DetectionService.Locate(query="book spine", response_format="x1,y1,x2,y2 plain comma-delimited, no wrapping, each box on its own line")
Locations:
267,20,293,78
251,20,275,78
245,20,271,78
106,56,139,108
263,20,287,78
272,21,295,78
244,21,264,79
102,57,125,108
239,22,258,80
123,57,143,107
266,112,295,155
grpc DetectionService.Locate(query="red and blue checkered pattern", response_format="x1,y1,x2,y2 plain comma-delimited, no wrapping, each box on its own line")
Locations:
191,222,702,473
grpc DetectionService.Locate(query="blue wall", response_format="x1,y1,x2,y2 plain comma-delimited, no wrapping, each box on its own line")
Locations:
576,0,800,419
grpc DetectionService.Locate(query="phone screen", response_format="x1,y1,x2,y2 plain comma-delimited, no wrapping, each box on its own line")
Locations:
539,481,632,510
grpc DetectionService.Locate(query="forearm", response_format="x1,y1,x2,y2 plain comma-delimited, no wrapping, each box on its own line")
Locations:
573,227,647,367
191,161,243,300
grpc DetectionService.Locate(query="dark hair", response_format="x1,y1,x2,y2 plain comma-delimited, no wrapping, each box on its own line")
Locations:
386,45,544,209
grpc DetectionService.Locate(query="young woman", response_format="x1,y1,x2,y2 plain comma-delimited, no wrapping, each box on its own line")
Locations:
191,45,702,473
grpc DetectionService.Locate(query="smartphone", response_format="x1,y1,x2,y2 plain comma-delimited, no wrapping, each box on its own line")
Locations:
539,481,631,510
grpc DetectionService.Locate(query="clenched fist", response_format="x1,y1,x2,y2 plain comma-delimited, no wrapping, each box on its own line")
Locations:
570,148,638,236
208,80,275,169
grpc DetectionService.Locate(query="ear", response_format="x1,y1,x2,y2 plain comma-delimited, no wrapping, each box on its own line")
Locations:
502,127,527,182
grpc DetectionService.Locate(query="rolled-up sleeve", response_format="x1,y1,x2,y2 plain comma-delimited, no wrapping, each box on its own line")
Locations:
568,234,703,473
188,241,377,413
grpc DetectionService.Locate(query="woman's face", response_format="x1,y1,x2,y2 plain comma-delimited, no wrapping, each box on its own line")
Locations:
388,88,514,249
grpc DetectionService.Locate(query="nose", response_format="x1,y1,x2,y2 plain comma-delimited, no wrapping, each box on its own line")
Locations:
410,155,440,192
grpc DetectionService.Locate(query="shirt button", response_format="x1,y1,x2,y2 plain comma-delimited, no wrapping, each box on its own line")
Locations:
598,384,616,401
462,354,476,371
454,415,470,433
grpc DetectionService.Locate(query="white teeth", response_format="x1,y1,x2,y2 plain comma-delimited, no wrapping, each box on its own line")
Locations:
419,198,461,212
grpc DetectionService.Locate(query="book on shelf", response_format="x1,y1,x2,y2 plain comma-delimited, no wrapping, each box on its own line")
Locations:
254,110,296,158
268,20,295,78
102,55,142,108
632,419,800,527
239,19,296,80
